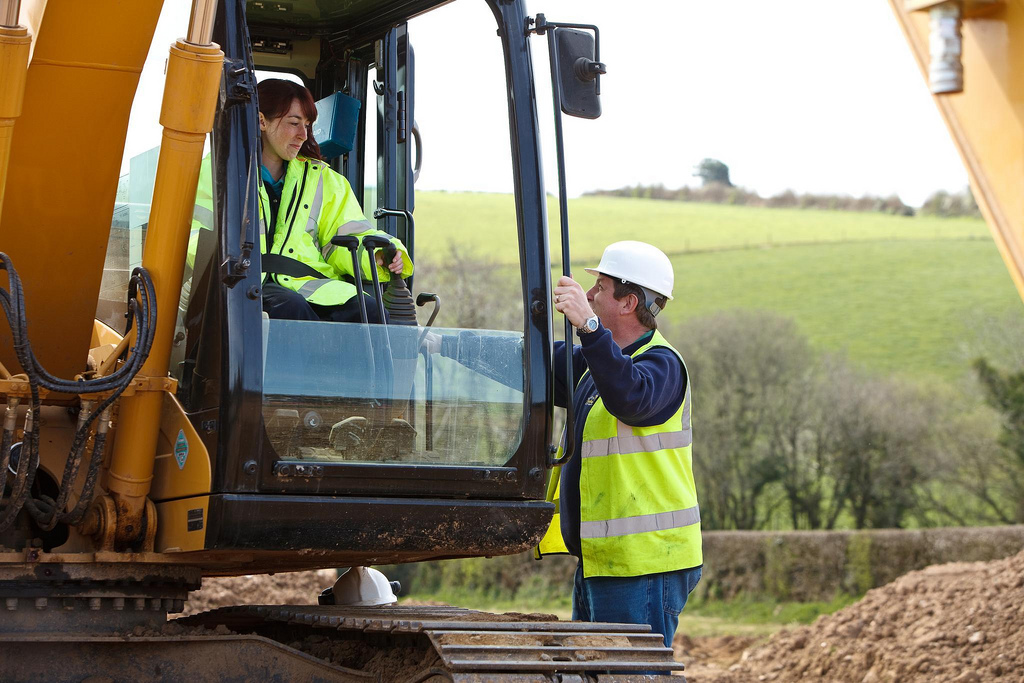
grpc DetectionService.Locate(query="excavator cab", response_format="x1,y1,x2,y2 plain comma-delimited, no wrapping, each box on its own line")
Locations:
86,0,601,569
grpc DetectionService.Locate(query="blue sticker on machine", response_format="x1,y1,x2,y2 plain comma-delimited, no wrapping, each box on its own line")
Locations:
175,429,188,470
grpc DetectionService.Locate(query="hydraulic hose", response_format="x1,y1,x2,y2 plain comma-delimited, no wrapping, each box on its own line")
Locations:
0,253,156,533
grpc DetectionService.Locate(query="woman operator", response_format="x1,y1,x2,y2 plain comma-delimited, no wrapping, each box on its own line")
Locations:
188,78,412,324
254,78,412,323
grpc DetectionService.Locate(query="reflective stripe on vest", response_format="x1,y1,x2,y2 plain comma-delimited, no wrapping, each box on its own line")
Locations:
304,175,325,246
320,219,376,260
579,505,700,539
581,418,692,458
296,277,336,298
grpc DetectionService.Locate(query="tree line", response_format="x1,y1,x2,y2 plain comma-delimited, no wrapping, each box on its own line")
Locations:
664,310,1024,530
584,158,981,219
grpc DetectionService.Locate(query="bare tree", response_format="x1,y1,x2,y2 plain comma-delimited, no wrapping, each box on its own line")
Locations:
669,310,953,531
670,311,811,530
819,367,940,529
771,354,845,530
920,403,1023,526
412,242,522,331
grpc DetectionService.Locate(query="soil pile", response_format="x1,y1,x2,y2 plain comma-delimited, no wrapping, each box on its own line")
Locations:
181,569,337,615
686,549,1024,682
676,635,763,679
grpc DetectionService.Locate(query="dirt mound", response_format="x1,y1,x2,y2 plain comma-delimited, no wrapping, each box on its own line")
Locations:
689,549,1024,682
676,634,764,679
181,569,337,616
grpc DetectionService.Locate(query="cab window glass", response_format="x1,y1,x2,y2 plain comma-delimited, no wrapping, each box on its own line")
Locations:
100,4,191,334
260,2,527,468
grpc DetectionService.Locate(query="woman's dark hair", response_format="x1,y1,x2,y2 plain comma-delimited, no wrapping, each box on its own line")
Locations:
256,78,323,160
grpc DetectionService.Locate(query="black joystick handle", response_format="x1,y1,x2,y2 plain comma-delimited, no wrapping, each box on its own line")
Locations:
360,235,392,324
330,235,367,324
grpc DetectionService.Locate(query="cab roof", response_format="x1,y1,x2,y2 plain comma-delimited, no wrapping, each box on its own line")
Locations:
246,0,456,40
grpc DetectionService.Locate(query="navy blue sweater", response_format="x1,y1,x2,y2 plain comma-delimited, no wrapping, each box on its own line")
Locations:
554,325,687,559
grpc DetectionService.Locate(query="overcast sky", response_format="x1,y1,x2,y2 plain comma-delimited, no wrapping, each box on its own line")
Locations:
124,1,968,207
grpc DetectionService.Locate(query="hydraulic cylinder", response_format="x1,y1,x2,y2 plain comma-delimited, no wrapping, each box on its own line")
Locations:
105,10,222,547
0,5,31,218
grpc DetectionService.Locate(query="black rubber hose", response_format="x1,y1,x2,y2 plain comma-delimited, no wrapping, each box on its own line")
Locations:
28,402,99,529
30,280,154,529
0,256,155,395
63,425,109,524
30,278,154,528
0,393,38,533
0,425,12,500
0,256,156,532
22,280,152,529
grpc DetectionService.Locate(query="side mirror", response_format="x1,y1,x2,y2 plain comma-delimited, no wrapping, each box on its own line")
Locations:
529,15,605,464
553,27,606,119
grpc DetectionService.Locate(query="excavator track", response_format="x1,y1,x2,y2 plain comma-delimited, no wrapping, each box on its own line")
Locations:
179,604,685,681
2,601,685,681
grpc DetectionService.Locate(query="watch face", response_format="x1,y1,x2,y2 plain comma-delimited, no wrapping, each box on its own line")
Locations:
586,317,599,331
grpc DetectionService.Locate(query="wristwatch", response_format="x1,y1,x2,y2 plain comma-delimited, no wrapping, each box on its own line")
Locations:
577,315,599,335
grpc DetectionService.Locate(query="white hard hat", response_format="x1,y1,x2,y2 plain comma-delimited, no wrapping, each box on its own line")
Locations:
585,241,674,301
328,567,398,606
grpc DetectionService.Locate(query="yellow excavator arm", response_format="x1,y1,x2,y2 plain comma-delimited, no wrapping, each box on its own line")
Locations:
890,0,1024,300
0,0,222,554
0,0,166,381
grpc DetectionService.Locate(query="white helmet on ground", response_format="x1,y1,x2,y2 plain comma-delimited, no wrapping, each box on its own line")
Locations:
585,241,674,301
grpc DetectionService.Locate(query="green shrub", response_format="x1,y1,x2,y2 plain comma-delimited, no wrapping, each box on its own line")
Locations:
845,532,874,595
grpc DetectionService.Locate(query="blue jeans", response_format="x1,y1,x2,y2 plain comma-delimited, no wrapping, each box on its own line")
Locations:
572,563,702,648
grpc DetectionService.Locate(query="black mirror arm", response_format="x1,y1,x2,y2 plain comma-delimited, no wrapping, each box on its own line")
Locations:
535,16,576,469
526,15,602,95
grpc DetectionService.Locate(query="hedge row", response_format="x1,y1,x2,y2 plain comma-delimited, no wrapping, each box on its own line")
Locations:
380,526,1024,604
698,526,1024,601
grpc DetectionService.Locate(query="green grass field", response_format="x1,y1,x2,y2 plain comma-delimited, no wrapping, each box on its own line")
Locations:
413,193,1023,380
663,239,1022,379
413,193,991,265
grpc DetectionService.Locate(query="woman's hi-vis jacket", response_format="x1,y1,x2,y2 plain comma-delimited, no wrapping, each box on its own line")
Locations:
189,155,413,307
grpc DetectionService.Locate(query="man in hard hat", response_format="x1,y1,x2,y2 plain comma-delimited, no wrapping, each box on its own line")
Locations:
536,240,702,649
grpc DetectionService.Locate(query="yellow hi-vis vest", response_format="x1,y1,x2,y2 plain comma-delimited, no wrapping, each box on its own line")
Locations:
188,155,412,307
536,329,702,578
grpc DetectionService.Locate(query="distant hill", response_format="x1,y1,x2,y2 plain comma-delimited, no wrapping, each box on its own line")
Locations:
412,193,989,265
411,192,1020,381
